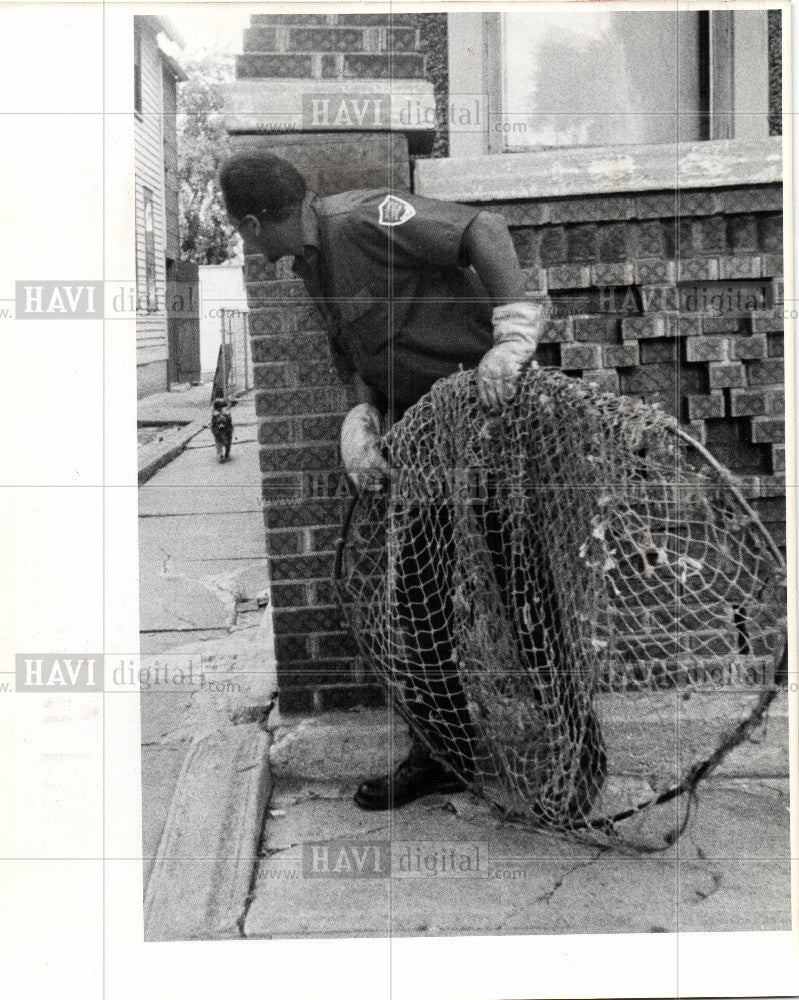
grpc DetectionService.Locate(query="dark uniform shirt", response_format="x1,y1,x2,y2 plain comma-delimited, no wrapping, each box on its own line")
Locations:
292,188,494,418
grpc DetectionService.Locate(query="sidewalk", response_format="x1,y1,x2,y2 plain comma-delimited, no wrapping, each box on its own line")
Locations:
137,385,276,939
139,388,267,654
242,703,792,938
135,384,792,942
138,381,218,423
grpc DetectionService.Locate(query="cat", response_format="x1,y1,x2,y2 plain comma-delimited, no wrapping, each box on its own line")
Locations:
211,397,233,462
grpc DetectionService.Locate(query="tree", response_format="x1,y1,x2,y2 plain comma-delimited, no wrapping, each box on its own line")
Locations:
178,54,240,265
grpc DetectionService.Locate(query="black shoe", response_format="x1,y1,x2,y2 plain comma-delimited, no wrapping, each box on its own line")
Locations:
353,750,467,811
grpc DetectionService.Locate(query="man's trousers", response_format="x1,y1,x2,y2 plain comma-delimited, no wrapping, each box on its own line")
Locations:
390,498,607,822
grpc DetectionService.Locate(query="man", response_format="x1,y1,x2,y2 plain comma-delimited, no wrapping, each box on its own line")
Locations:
219,152,551,810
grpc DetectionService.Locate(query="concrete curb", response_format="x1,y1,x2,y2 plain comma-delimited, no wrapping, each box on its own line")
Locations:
143,721,273,941
269,696,791,783
138,419,207,485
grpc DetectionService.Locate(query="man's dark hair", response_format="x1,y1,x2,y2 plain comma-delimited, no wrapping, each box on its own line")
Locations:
218,153,307,222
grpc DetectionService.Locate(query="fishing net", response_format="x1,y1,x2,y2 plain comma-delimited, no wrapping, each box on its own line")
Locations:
334,366,787,848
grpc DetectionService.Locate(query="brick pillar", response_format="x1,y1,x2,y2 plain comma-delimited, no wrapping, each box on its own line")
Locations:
244,255,378,714
224,14,436,712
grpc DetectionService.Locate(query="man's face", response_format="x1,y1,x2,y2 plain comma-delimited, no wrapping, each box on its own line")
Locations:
234,209,303,263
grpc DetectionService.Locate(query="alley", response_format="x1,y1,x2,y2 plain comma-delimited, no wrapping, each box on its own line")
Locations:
139,387,268,653
137,386,276,939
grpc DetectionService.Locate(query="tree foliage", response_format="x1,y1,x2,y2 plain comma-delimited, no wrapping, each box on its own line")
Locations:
178,54,240,265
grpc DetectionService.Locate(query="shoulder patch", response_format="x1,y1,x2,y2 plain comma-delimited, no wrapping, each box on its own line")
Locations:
377,194,416,227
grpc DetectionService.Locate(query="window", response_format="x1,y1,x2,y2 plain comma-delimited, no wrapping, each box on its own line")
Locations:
500,10,704,150
141,188,157,312
134,20,143,115
448,10,773,157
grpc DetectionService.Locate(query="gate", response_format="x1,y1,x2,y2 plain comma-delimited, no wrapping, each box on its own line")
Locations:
166,259,201,385
212,307,250,399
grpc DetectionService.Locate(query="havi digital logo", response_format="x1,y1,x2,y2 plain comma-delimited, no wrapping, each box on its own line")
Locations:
15,654,104,692
16,281,104,319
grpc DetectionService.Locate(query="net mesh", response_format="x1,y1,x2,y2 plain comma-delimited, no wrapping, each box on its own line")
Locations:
334,366,787,848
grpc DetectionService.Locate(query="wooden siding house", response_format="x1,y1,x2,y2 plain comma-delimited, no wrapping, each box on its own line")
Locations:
134,15,188,396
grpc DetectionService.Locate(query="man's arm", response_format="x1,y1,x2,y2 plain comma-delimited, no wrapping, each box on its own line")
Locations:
340,374,390,492
349,372,384,411
461,211,547,412
461,211,528,305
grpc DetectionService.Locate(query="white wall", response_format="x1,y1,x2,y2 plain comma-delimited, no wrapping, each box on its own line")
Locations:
198,264,248,381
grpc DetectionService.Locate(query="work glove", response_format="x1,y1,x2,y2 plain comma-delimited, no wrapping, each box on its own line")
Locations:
340,403,391,492
477,299,548,412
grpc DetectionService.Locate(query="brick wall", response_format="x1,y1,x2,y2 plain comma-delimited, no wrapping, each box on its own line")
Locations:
246,258,374,713
413,13,449,157
237,13,427,81
768,9,783,136
245,180,785,714
230,18,786,714
486,183,785,549
232,12,449,156
230,12,435,710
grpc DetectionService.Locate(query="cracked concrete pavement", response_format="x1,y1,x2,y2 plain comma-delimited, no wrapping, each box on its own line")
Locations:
138,387,276,890
242,708,792,939
139,390,268,653
136,383,793,943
